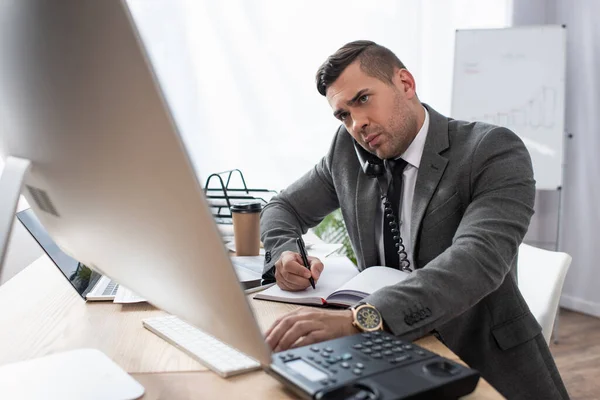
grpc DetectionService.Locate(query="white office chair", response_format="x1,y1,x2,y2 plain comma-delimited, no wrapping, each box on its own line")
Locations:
517,243,572,344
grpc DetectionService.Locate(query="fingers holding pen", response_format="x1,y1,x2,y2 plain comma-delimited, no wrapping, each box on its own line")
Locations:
275,251,312,291
274,251,325,291
308,256,324,281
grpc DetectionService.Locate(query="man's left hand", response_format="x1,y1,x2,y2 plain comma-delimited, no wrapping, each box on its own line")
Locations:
265,308,360,352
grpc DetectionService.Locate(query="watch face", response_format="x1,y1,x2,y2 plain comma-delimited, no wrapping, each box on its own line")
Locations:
357,306,381,330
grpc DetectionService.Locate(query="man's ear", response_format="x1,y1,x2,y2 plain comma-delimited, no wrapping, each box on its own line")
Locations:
392,67,404,87
395,68,417,99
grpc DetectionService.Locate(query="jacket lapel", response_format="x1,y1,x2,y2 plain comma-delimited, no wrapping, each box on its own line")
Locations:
410,106,450,260
355,170,380,269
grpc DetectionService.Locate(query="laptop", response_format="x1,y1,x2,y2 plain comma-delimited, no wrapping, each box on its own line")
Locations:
16,208,262,301
16,208,120,301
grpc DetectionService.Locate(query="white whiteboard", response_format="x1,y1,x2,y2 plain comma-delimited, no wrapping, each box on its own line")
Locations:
451,26,567,190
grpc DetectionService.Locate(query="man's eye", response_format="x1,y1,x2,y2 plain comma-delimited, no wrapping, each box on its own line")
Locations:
359,94,369,104
339,112,349,121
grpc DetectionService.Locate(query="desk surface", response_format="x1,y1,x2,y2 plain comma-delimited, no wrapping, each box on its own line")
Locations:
0,256,503,399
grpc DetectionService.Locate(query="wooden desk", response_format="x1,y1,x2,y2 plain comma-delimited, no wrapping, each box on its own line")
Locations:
0,256,503,399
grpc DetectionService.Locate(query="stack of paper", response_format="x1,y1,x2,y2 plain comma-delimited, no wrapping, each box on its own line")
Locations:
113,286,146,304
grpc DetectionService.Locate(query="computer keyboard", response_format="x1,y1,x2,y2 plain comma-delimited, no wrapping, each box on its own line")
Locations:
102,281,119,296
142,315,261,378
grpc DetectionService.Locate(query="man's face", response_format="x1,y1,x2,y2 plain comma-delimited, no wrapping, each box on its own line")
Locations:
326,61,419,159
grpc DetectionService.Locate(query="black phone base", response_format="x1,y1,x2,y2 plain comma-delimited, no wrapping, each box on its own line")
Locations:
267,331,480,400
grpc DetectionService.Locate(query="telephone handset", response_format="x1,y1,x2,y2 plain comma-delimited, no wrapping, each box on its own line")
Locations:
353,141,411,271
353,140,385,177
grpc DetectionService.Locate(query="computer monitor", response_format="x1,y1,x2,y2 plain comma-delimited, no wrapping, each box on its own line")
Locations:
0,1,270,365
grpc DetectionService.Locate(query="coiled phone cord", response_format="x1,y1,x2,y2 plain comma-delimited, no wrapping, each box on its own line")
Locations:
375,172,412,272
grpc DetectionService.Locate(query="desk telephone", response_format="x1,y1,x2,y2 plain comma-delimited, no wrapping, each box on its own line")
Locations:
268,331,479,400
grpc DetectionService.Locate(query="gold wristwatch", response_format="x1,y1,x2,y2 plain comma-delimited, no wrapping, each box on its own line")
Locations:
351,303,383,332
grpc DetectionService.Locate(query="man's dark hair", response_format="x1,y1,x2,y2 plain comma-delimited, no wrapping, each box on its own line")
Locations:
315,40,406,96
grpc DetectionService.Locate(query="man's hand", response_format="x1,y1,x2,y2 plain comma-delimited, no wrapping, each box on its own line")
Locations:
265,308,359,352
274,251,324,291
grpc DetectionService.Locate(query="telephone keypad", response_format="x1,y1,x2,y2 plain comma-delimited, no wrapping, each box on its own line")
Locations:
293,333,438,388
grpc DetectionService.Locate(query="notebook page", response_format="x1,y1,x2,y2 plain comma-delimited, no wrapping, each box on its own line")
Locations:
330,266,410,298
254,257,359,305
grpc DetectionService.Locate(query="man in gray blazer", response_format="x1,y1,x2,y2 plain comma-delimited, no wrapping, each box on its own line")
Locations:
261,40,568,399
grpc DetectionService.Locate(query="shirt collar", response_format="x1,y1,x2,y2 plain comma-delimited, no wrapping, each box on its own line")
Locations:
397,106,429,169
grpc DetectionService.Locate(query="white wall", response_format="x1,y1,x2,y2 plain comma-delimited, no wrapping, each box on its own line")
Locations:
513,0,600,317
0,0,513,283
128,0,511,191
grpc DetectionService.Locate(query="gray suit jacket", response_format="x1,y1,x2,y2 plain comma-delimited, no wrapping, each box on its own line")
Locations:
260,105,568,399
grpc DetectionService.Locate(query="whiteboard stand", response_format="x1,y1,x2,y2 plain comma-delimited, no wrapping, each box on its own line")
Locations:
551,186,563,344
551,131,572,345
554,187,563,253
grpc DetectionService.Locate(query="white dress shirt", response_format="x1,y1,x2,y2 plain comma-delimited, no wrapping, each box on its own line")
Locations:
376,107,430,268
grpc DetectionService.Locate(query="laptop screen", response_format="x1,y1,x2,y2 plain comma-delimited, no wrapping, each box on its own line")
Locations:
16,208,101,299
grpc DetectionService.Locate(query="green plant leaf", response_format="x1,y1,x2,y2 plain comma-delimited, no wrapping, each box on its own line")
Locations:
313,209,356,265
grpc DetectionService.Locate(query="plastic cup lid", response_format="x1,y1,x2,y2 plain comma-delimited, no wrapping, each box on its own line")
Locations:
230,201,262,213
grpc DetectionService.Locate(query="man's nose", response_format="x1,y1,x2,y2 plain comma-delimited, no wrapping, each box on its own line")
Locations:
352,113,369,134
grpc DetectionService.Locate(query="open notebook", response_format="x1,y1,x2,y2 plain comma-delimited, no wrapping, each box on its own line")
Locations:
254,257,410,307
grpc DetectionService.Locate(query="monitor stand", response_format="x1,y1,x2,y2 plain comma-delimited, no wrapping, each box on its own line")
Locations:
0,156,31,279
0,348,145,399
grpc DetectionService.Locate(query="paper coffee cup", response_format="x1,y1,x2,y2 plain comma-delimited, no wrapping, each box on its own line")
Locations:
231,202,262,256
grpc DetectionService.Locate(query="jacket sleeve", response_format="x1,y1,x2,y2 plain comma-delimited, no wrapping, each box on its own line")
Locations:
363,127,536,340
260,127,344,281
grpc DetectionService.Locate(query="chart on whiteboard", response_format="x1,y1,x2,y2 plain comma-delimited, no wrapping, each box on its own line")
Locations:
467,86,559,158
452,26,567,190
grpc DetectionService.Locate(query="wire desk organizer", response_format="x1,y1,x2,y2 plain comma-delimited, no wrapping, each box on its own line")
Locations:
204,169,277,225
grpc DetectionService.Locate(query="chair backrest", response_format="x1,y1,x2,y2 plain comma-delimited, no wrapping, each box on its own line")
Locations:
517,243,572,344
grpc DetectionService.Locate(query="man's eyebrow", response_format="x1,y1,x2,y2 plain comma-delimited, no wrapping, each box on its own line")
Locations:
333,88,370,119
347,89,369,106
333,108,346,119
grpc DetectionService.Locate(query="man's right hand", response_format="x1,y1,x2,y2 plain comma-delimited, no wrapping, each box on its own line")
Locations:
274,251,324,291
